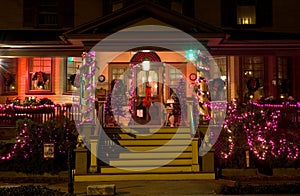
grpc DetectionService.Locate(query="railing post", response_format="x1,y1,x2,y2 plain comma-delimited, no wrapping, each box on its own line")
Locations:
192,135,200,172
89,135,98,173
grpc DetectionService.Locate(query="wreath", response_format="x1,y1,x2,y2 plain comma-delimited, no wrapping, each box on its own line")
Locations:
32,71,48,88
209,78,225,100
247,77,260,92
3,73,14,86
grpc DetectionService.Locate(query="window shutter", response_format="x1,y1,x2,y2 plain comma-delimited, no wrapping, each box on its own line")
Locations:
23,0,37,27
62,0,74,27
221,0,237,27
257,0,272,26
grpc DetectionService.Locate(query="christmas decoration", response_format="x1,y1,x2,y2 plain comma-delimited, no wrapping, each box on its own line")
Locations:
143,84,152,107
214,101,300,165
77,51,97,126
3,73,15,87
247,77,260,92
32,71,48,88
0,118,77,174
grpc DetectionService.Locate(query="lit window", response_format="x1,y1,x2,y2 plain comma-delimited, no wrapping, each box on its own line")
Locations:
277,57,292,98
66,57,82,93
0,58,17,95
237,5,256,25
28,57,53,93
242,56,264,101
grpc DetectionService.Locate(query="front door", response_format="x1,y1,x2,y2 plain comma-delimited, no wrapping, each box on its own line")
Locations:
132,62,164,125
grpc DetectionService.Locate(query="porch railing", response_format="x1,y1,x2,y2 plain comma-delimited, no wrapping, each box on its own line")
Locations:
1,102,299,129
0,104,81,127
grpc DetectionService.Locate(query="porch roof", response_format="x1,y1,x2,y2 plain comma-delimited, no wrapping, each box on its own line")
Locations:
62,0,225,47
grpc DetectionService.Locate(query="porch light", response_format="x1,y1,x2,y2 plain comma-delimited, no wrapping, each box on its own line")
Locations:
142,60,150,71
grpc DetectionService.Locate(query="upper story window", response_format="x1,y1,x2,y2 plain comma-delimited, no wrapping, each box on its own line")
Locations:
0,58,18,95
38,0,59,27
27,57,53,94
221,0,272,27
237,5,256,25
23,0,74,28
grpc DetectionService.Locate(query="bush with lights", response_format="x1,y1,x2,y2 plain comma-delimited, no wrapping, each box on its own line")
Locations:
0,118,78,174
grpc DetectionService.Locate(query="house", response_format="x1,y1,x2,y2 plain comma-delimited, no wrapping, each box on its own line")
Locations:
0,0,300,180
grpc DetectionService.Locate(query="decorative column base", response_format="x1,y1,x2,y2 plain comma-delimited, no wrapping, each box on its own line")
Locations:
75,148,88,175
201,150,215,173
89,136,98,173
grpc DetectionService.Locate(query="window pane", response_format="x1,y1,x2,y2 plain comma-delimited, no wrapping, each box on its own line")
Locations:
0,58,17,94
29,57,52,91
66,57,82,92
237,5,256,24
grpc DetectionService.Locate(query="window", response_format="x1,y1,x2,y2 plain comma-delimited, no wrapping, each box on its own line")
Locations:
166,63,186,99
221,0,272,27
27,57,53,94
213,56,228,100
277,57,292,99
0,58,17,95
237,5,256,25
23,0,74,28
242,56,265,101
66,57,82,93
38,0,59,27
108,63,130,92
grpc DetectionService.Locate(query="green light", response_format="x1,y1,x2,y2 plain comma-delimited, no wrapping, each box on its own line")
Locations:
186,50,196,61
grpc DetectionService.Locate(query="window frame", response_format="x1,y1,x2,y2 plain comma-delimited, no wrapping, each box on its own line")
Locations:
240,56,265,102
276,56,292,99
26,57,55,95
165,62,186,100
64,57,82,95
0,58,18,95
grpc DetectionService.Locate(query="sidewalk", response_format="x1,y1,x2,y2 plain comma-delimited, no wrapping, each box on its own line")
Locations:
0,172,300,195
0,179,223,195
0,171,227,195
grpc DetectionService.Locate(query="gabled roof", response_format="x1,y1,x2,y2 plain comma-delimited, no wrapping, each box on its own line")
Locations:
62,0,225,42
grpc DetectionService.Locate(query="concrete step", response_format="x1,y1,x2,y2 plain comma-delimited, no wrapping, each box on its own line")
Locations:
120,127,191,135
109,158,192,167
75,173,215,181
123,145,192,152
100,166,193,174
117,133,191,140
118,139,192,146
118,152,192,159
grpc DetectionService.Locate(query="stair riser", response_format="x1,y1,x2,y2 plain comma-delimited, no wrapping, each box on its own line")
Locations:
119,152,192,159
109,159,192,167
118,140,192,146
117,134,191,140
122,146,193,151
101,166,192,174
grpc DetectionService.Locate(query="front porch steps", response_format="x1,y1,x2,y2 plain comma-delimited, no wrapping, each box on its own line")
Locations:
93,127,203,177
